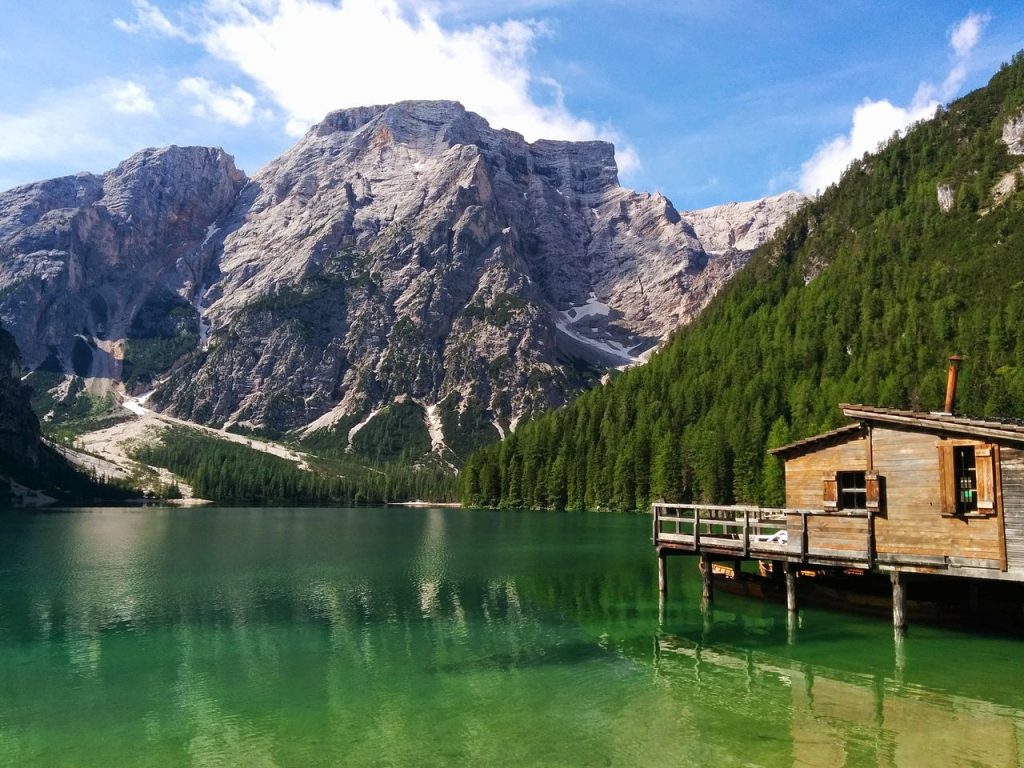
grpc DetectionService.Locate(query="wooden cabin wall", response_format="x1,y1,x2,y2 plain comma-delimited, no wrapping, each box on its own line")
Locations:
783,436,868,509
871,428,1002,566
783,436,870,554
782,427,1007,569
998,446,1024,574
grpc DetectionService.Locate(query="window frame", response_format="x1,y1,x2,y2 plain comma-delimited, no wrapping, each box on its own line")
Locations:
937,440,999,518
837,470,867,511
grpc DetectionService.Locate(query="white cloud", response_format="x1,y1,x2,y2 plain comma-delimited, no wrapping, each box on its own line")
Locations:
108,81,158,115
799,10,990,195
178,77,256,126
120,0,639,173
800,97,936,196
114,0,187,38
950,11,990,58
0,84,124,166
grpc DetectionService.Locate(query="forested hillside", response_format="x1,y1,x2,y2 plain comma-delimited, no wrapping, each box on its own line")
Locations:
131,427,457,505
0,326,133,504
461,53,1024,512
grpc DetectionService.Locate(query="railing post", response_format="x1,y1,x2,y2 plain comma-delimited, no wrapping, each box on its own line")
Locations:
694,507,701,551
652,503,659,544
800,512,809,563
743,509,750,557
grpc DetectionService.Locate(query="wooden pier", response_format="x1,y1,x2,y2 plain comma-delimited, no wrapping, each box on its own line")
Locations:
653,502,877,618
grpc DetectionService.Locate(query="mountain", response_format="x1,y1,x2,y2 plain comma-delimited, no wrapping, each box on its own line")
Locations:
0,100,802,468
461,53,1024,510
0,147,246,390
0,327,41,471
0,325,133,505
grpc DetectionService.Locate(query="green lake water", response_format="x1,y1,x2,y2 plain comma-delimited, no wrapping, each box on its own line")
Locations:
0,506,1022,767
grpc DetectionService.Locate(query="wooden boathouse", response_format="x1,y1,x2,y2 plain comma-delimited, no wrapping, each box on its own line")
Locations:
653,358,1024,629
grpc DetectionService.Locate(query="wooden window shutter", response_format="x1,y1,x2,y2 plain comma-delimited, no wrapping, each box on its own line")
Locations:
865,472,881,511
937,443,955,515
976,444,998,511
823,471,838,510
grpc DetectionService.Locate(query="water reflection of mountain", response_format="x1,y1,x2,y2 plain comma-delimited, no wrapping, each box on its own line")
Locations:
0,508,663,766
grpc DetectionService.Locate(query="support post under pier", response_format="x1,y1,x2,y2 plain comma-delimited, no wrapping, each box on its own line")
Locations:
785,564,798,614
891,570,907,632
699,553,713,604
657,549,667,597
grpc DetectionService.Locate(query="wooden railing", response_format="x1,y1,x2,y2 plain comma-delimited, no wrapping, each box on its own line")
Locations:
652,503,874,568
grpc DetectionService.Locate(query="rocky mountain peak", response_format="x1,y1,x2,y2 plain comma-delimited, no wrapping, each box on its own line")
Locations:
528,139,619,198
0,172,104,240
684,190,807,255
101,145,245,226
0,102,804,466
0,146,247,383
310,100,495,156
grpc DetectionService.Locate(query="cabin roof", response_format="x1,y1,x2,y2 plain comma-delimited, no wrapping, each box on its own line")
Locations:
770,404,1024,458
769,423,865,457
840,404,1024,443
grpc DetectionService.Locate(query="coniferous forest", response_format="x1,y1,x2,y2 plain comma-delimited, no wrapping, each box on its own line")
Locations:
461,53,1024,512
132,427,457,505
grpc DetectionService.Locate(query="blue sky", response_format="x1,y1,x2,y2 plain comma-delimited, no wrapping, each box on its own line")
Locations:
2,1,1023,209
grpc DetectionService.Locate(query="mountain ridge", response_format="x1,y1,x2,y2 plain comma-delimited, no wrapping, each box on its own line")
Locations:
0,99,804,470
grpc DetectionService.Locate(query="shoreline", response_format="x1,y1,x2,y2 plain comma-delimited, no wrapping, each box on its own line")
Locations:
387,500,462,508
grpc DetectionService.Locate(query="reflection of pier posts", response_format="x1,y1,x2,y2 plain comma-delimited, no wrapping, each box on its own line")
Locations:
894,624,907,683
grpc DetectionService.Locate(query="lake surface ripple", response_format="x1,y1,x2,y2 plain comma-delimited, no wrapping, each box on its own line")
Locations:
0,506,1022,767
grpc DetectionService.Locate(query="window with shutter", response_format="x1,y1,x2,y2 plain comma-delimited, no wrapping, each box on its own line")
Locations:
937,443,956,515
975,444,998,512
938,442,999,516
953,446,978,514
823,471,838,510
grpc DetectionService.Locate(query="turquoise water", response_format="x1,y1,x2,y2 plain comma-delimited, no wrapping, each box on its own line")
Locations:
0,506,1022,767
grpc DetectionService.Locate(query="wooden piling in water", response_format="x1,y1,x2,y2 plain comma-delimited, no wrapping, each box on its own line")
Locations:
700,553,713,603
785,564,798,613
891,570,906,631
657,549,667,596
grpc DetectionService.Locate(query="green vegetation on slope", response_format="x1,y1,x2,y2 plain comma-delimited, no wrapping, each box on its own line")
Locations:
122,288,199,388
0,328,134,504
461,53,1024,512
131,426,457,504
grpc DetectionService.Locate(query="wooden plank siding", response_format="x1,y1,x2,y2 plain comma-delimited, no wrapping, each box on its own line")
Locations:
784,437,872,557
871,428,1002,565
998,446,1024,575
784,436,868,509
782,426,1007,570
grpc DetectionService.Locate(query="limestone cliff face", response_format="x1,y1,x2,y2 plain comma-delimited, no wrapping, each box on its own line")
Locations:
684,191,807,255
0,146,246,388
0,101,803,457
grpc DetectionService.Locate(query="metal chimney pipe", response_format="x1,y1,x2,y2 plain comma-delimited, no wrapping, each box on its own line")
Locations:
944,355,962,414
